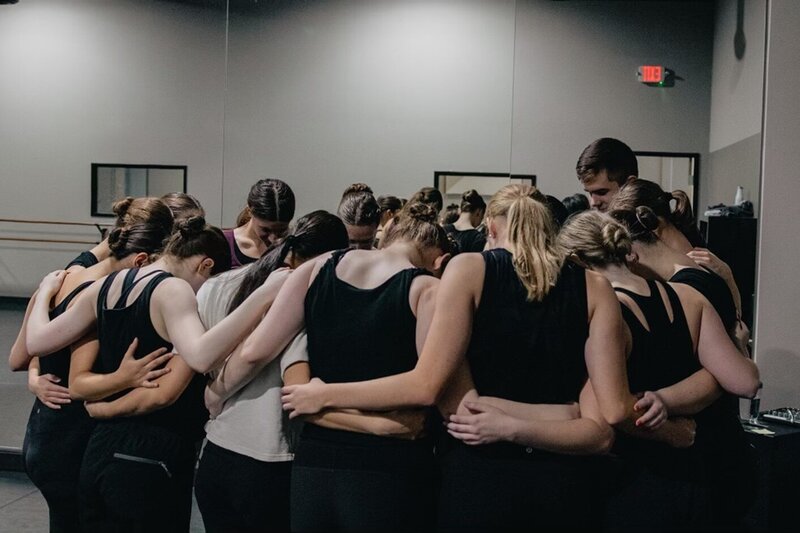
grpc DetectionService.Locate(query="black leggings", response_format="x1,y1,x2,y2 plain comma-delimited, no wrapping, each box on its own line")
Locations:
79,422,198,533
194,440,292,533
290,429,435,532
23,400,95,533
437,442,606,531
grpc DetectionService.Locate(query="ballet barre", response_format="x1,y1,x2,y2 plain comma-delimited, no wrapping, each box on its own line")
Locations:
0,217,113,245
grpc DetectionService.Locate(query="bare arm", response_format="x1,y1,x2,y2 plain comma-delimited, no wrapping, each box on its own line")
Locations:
655,369,722,416
281,254,483,414
695,298,760,398
26,272,99,356
479,398,580,421
206,259,320,406
84,355,196,419
284,363,425,439
27,358,72,409
447,380,614,455
9,293,36,371
160,270,290,374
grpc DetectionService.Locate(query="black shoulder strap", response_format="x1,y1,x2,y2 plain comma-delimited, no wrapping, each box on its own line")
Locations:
331,248,353,266
60,280,94,309
98,270,123,315
614,280,671,331
134,271,174,317
114,269,167,309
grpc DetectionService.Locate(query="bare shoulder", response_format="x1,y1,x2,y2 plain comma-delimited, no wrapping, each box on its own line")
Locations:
668,281,707,308
585,269,614,299
152,276,196,305
448,251,485,270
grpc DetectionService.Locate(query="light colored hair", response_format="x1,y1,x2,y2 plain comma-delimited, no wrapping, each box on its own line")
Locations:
557,211,632,268
487,184,563,301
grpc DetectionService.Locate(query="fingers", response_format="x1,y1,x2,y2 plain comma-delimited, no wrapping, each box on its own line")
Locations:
41,374,61,384
445,422,478,435
448,414,478,425
123,338,139,359
144,351,173,370
144,367,170,381
446,429,482,444
42,400,62,410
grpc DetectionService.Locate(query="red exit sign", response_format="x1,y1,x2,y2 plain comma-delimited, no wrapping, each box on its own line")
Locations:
638,65,664,84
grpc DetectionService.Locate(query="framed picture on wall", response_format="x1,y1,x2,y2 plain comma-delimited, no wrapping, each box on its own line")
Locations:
91,163,187,217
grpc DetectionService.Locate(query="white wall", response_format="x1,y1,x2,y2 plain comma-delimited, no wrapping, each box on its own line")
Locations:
753,0,800,410
704,0,766,212
221,0,516,223
510,0,715,203
0,0,226,296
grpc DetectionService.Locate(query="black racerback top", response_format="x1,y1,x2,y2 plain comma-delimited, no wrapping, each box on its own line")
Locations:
612,280,704,479
95,269,207,440
443,224,486,253
39,280,94,388
467,249,589,406
303,249,431,442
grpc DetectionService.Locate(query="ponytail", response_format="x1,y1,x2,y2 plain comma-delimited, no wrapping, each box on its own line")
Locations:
228,210,348,313
488,184,563,301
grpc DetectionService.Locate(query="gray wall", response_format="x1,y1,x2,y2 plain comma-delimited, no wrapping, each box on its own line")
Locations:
221,0,516,222
511,0,714,203
704,0,766,213
0,0,227,296
0,0,719,295
754,0,800,410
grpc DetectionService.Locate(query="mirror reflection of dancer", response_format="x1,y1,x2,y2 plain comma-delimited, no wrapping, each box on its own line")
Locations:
225,179,296,269
25,217,278,531
559,211,759,530
204,204,451,530
9,197,175,533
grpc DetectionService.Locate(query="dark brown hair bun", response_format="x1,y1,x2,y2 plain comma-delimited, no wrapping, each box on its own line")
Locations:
177,215,207,238
405,201,438,224
342,183,374,196
112,197,135,218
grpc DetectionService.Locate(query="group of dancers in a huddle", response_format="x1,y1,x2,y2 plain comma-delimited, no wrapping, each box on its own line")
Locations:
10,137,760,532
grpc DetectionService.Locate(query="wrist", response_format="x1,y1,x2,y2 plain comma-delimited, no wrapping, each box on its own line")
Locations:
506,416,523,445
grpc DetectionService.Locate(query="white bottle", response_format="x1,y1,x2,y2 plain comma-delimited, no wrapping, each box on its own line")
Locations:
734,186,745,206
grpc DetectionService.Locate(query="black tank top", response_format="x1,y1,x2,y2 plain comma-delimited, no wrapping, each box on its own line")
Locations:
669,266,749,482
467,249,588,405
612,280,704,478
95,269,207,440
443,224,486,253
39,281,94,387
303,249,431,443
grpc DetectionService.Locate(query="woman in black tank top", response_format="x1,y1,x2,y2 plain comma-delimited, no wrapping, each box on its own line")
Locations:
26,217,282,531
9,198,174,533
608,196,762,527
204,203,450,530
276,186,634,529
559,211,760,530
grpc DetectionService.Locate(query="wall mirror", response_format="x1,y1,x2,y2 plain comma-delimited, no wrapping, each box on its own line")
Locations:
434,171,535,208
91,164,187,217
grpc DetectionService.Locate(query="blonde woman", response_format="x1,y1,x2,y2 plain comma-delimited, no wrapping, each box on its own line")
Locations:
559,211,759,530
282,185,680,529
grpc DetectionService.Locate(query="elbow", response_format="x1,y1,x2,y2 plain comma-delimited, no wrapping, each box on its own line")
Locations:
740,374,761,400
593,425,615,455
8,354,27,372
602,401,630,428
414,378,444,407
187,358,213,375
